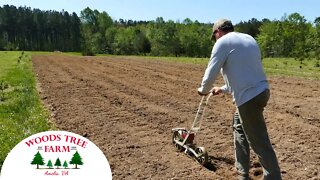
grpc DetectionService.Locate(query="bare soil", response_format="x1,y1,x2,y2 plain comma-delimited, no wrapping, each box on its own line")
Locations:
32,55,320,180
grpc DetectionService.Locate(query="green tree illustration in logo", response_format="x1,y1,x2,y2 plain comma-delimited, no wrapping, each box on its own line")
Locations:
63,160,69,169
31,151,45,169
54,158,62,169
69,151,83,169
47,159,53,169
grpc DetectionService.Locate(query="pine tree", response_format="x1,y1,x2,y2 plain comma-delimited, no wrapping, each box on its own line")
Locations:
54,158,62,169
63,160,68,169
31,151,45,169
69,151,83,169
47,159,53,169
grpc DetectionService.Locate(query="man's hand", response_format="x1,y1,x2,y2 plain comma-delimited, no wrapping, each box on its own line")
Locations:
211,87,222,96
197,86,222,96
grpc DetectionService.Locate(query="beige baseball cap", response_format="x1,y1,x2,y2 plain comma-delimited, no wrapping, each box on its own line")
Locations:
210,19,234,40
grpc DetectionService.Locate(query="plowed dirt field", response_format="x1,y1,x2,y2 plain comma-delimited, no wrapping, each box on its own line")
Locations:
32,55,320,179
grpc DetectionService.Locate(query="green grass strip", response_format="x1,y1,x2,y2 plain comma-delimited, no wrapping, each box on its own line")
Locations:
0,51,54,170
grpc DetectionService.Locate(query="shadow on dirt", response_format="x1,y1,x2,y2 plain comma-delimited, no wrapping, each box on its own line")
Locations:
204,161,217,171
205,155,235,171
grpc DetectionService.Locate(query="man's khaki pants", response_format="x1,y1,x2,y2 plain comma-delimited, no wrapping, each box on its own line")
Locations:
233,89,282,180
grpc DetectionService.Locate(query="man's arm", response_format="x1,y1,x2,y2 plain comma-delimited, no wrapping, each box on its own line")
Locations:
198,39,229,95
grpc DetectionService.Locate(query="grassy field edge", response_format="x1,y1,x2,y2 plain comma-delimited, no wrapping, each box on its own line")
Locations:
0,51,55,171
111,55,320,79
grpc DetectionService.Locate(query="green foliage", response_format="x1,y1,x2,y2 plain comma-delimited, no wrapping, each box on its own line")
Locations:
0,51,53,170
113,27,135,55
133,29,151,55
1,5,320,59
148,22,173,56
104,27,118,54
0,80,9,101
77,10,320,59
80,7,113,55
235,18,264,37
177,22,212,57
0,5,81,52
257,13,317,60
257,21,284,57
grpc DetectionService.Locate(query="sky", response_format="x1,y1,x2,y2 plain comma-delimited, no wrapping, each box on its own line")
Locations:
0,0,319,24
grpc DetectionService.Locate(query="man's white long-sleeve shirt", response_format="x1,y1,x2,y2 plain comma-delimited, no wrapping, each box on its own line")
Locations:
198,32,269,107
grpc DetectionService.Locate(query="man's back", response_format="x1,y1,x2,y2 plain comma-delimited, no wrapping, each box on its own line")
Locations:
216,32,269,106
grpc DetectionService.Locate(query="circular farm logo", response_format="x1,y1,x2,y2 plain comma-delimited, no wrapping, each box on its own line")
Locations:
0,131,112,180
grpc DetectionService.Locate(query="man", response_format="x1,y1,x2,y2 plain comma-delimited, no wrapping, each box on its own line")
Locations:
197,19,281,180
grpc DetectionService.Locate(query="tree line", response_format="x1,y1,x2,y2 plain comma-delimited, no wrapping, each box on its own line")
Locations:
0,5,319,59
0,5,81,52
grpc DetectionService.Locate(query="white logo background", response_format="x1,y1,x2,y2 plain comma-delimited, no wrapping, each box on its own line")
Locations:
0,131,112,180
